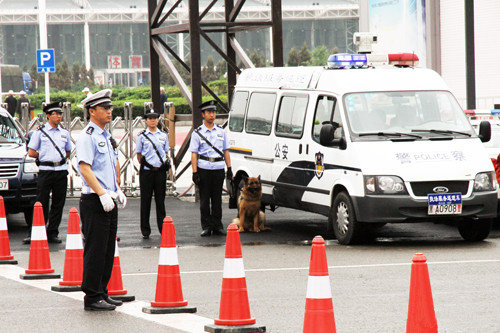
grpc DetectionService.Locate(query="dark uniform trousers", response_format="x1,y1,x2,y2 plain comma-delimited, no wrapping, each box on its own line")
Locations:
139,168,166,236
198,168,225,231
80,193,118,305
32,170,68,238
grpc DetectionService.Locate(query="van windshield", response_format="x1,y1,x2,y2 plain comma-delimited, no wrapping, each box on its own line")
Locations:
0,114,23,144
343,91,475,139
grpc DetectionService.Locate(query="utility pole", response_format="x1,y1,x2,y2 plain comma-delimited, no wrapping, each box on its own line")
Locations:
465,0,475,109
39,0,50,103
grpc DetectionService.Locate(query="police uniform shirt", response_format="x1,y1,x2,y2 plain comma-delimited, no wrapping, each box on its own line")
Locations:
76,121,118,194
135,128,169,170
28,123,72,171
189,124,228,170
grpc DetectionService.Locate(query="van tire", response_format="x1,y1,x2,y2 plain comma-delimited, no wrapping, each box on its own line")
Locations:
330,192,363,245
458,219,492,242
234,175,247,217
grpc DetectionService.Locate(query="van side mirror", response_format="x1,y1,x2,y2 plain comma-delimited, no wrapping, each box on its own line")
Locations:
478,120,491,143
320,124,347,149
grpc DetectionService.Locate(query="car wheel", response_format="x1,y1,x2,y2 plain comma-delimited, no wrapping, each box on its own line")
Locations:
330,192,363,245
458,219,492,242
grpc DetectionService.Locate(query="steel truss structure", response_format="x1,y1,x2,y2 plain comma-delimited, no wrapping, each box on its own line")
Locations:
147,0,284,177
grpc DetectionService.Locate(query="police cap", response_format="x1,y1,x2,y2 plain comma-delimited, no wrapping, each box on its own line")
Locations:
43,102,63,114
143,109,160,119
81,89,113,109
199,100,217,113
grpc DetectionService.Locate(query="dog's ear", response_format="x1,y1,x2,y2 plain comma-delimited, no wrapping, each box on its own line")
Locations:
257,175,261,181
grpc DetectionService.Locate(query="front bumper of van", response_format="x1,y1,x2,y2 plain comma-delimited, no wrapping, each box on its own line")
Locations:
352,191,498,223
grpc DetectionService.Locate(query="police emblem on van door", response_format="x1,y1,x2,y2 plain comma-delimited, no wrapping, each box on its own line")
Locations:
315,152,324,179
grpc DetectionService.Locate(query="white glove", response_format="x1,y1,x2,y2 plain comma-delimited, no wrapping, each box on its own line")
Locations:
116,189,127,209
99,193,115,212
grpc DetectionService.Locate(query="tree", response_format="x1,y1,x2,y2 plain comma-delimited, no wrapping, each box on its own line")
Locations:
202,56,217,82
249,50,266,68
72,62,81,84
29,63,43,89
309,45,330,66
52,58,71,90
215,60,226,79
298,44,311,66
87,67,95,85
287,47,299,66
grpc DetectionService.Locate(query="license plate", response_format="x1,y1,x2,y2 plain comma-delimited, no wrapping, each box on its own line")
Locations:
0,179,8,191
428,193,462,215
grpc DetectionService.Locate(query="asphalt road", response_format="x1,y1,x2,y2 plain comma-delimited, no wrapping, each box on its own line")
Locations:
2,197,500,332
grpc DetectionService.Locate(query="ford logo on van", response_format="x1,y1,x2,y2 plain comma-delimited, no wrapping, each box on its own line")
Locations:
433,186,449,193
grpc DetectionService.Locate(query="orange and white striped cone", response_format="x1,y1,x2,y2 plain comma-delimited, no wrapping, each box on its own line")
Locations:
0,196,17,265
107,239,135,302
52,208,83,292
205,224,266,333
20,202,60,280
406,253,438,333
143,216,196,314
303,236,336,333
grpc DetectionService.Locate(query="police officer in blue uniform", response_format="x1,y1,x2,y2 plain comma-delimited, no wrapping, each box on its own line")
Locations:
189,100,232,237
25,102,72,244
76,89,127,311
135,109,169,239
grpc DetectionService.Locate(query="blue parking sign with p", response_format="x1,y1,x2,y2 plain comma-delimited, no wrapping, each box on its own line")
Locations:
37,49,55,73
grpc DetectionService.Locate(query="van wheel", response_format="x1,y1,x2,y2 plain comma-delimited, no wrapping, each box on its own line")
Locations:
330,192,363,245
458,219,492,242
234,175,247,217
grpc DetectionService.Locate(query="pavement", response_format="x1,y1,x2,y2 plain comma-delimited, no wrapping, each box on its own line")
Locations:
2,197,500,332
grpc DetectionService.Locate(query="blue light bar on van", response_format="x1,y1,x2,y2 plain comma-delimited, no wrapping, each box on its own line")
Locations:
327,53,367,69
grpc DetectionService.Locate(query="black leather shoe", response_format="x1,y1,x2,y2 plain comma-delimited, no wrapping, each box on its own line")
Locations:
22,237,31,244
84,300,116,311
212,229,226,236
104,296,123,306
47,236,62,244
142,235,149,239
200,229,212,237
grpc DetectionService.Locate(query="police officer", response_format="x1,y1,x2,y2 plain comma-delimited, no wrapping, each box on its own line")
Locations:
76,89,127,311
136,109,169,239
25,102,72,244
189,100,232,237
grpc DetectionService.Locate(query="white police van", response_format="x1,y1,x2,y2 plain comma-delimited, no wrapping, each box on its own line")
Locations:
227,53,498,244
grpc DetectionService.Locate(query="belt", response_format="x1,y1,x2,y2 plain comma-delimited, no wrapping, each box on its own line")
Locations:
38,159,66,167
141,159,167,171
199,155,224,162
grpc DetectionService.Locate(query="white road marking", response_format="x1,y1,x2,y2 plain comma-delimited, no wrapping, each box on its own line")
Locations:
122,258,500,276
0,265,212,333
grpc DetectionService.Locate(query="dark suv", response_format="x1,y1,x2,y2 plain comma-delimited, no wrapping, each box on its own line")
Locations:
0,107,38,224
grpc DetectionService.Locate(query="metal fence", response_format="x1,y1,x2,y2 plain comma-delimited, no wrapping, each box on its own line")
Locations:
2,101,179,197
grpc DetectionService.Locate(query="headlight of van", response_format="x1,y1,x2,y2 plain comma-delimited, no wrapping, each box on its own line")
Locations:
24,161,39,173
473,171,497,192
364,175,407,194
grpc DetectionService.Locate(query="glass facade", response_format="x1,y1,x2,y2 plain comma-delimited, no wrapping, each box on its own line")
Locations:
1,17,357,70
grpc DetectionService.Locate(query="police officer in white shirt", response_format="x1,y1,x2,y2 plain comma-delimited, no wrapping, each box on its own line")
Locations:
26,102,72,244
189,100,232,237
76,89,127,311
135,109,169,239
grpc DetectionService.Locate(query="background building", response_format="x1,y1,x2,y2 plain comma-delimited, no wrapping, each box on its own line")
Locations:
0,0,359,88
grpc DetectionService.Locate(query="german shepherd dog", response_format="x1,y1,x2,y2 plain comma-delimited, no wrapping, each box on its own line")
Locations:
232,176,269,232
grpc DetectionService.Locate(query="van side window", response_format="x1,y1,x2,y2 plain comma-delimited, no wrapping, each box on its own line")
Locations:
228,91,248,132
245,92,276,135
312,96,338,142
275,95,308,138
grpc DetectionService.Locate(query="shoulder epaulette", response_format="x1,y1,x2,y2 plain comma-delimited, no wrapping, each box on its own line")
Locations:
140,130,146,135
216,125,223,129
86,127,94,135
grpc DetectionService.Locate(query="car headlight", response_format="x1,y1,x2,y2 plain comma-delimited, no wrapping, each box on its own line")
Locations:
364,175,407,194
473,171,497,192
23,161,39,173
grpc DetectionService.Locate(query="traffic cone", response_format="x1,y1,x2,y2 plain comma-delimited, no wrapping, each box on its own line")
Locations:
51,208,83,292
107,238,135,301
143,216,196,314
303,236,336,333
20,202,60,280
0,196,17,265
406,253,438,333
205,224,266,333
